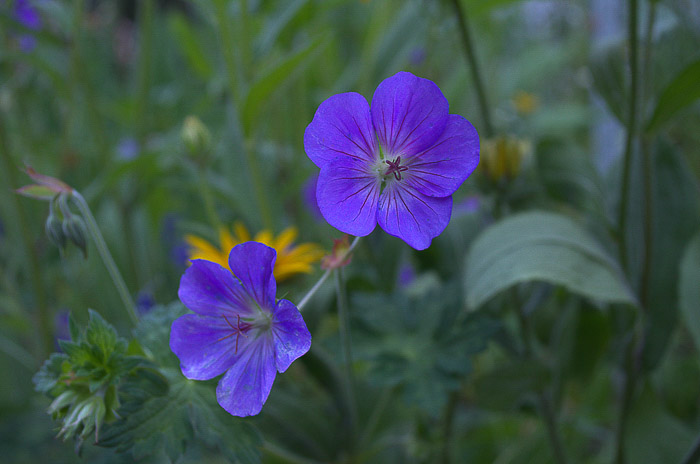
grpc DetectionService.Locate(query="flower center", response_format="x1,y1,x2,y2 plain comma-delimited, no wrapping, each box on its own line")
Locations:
383,156,408,181
218,314,251,354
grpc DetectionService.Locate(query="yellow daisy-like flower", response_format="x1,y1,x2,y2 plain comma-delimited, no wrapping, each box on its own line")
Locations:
185,222,324,281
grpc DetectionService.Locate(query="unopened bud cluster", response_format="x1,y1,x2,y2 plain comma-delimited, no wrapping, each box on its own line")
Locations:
45,193,88,257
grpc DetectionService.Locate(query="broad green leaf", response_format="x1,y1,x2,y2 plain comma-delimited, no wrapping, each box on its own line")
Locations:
679,231,700,350
241,35,326,136
465,211,636,310
646,59,700,133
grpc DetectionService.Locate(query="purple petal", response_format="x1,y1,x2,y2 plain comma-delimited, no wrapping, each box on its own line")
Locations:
228,242,276,310
316,157,381,236
377,184,452,250
405,115,480,197
216,335,277,417
178,260,253,317
370,72,449,158
170,314,240,380
304,92,378,168
272,299,311,372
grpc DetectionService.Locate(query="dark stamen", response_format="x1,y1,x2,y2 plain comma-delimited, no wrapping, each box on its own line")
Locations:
218,314,249,354
384,156,408,181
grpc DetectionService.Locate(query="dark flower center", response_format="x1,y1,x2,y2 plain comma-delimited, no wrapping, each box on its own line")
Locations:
218,314,250,354
384,156,408,181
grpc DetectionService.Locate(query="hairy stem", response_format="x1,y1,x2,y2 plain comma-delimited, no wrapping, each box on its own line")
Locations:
297,236,361,310
449,0,494,137
71,192,139,326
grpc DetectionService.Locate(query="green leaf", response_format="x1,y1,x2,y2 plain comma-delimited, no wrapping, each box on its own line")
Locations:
33,353,69,394
474,360,550,411
15,184,58,200
168,13,213,79
85,309,122,361
679,231,700,350
590,42,627,123
465,211,636,310
99,370,261,463
646,59,700,133
241,35,326,136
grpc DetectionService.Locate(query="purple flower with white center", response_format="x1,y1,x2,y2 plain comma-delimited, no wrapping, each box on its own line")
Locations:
170,241,311,417
304,72,480,250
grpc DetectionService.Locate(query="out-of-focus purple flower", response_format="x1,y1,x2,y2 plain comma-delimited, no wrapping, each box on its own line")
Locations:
136,290,155,314
14,0,41,29
302,174,323,220
454,195,480,216
397,261,416,288
170,242,312,417
54,310,70,350
10,0,42,52
116,137,140,161
161,213,189,268
304,72,480,250
409,47,426,67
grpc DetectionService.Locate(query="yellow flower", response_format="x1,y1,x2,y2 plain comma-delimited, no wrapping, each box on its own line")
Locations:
511,91,539,115
185,223,324,282
480,135,532,182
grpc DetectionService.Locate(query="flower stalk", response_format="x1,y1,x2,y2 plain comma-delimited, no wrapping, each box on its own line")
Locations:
449,0,494,138
71,191,139,326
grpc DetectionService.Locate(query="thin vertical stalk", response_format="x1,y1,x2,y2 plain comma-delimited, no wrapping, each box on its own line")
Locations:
0,116,52,357
197,168,223,231
449,0,494,137
334,267,358,444
213,1,273,230
136,0,155,145
514,291,568,464
440,391,459,464
71,0,110,167
71,192,139,326
617,0,639,274
297,236,361,310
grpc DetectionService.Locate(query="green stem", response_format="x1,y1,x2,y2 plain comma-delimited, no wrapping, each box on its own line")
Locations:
334,267,358,446
238,0,252,81
514,292,568,464
136,0,155,145
0,115,52,357
297,236,361,310
71,0,110,167
243,138,274,230
214,0,242,107
449,0,494,137
440,391,459,464
681,432,700,464
0,333,38,371
71,192,139,326
197,168,222,231
617,0,639,275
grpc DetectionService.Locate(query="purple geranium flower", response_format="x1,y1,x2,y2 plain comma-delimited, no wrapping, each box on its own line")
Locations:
170,241,311,417
304,72,480,250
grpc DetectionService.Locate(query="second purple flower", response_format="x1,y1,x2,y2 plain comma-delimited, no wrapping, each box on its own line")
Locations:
304,72,480,250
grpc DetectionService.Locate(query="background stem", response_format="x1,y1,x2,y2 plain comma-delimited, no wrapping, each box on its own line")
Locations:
334,267,358,446
449,0,494,137
71,192,139,326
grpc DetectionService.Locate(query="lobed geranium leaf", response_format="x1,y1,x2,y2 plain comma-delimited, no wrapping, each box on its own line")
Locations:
464,211,637,310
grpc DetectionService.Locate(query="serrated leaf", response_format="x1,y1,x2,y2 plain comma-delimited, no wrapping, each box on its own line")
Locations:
646,59,700,133
99,369,261,463
33,353,69,394
241,35,326,136
465,211,636,310
679,231,700,350
86,309,120,361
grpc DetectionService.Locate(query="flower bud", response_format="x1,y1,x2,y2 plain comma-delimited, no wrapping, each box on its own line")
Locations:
181,116,211,163
480,135,532,183
62,216,88,258
45,212,67,250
